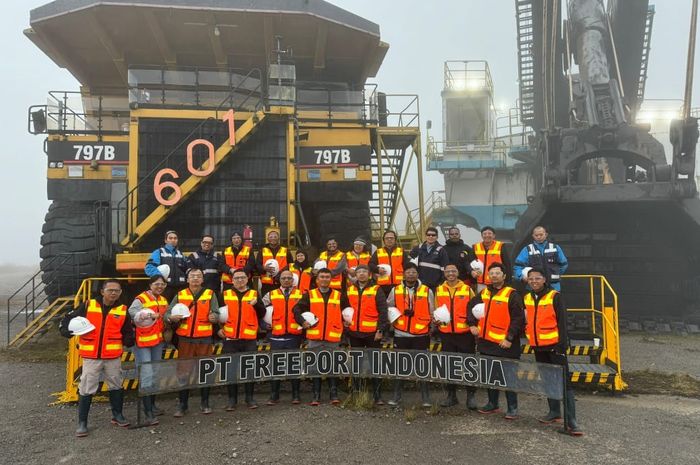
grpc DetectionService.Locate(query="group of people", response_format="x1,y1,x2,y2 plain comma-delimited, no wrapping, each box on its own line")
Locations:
59,224,581,438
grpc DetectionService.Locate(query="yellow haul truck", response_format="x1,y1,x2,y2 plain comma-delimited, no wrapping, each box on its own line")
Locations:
26,0,423,296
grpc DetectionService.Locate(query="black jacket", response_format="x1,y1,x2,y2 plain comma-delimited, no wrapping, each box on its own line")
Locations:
467,285,524,359
409,242,449,289
59,297,135,348
188,249,228,291
443,239,476,282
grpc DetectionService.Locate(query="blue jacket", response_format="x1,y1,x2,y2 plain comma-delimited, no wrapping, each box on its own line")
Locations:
145,244,188,286
514,241,568,291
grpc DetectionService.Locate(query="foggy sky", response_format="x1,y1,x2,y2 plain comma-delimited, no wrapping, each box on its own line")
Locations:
0,0,697,264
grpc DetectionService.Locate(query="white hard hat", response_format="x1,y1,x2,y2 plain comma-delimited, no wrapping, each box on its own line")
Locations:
378,263,392,276
521,267,532,281
292,273,299,288
68,316,96,336
157,264,170,280
472,303,485,320
134,309,157,328
388,307,402,324
264,306,273,325
341,307,354,323
217,306,228,324
264,259,280,277
301,311,319,327
470,259,484,272
171,303,191,318
313,260,327,271
433,304,451,324
409,257,419,266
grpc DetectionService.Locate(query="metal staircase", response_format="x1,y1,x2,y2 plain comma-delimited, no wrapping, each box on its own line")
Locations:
516,0,536,125
636,5,655,108
369,144,406,238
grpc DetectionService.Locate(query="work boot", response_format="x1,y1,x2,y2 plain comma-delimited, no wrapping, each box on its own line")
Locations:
310,378,321,406
226,385,238,411
150,396,164,416
291,380,301,404
244,384,258,409
504,391,518,420
108,390,130,427
200,387,212,414
440,385,458,407
268,381,281,405
142,395,159,426
466,389,478,411
373,378,385,405
478,389,501,414
329,378,340,405
420,382,432,408
174,390,189,417
539,398,563,424
387,381,402,406
564,390,584,436
76,394,92,438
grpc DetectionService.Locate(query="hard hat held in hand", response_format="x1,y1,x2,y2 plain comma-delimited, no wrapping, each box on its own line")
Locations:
264,306,273,325
157,264,170,280
387,307,402,324
470,259,484,273
313,260,327,271
433,304,451,324
264,259,280,277
472,303,485,320
68,316,96,336
171,303,191,318
292,273,299,288
134,309,157,328
521,267,532,281
377,264,391,276
301,311,319,327
217,306,228,324
341,307,354,323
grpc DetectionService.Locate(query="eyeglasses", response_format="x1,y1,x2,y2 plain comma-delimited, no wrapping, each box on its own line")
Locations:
201,241,213,245
152,282,167,286
232,276,247,281
280,276,294,280
103,288,122,293
426,233,437,237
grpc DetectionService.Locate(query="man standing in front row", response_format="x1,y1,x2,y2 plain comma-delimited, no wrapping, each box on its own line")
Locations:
514,225,568,291
60,279,134,437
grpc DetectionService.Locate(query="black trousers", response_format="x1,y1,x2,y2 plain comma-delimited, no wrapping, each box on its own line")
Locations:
393,335,430,350
347,334,382,398
441,333,476,394
534,349,571,389
222,339,257,400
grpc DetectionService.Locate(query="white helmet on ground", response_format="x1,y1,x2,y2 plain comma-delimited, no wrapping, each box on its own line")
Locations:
387,307,402,324
156,264,170,280
264,259,280,277
341,307,354,323
171,303,191,318
134,309,157,328
472,303,486,320
68,316,96,336
301,312,319,327
433,304,451,324
217,306,228,324
313,260,327,271
264,306,274,325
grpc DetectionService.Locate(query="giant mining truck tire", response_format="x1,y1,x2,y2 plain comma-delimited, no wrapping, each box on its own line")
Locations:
39,201,99,300
316,202,371,250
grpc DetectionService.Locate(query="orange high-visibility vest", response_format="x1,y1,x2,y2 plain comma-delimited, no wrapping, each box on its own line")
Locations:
222,289,259,340
175,288,214,338
289,263,313,292
346,251,370,269
524,289,560,347
269,288,304,336
134,291,168,347
346,284,380,333
436,282,474,334
261,246,289,285
319,250,344,290
473,241,504,285
393,284,431,335
305,288,343,342
478,286,515,344
222,245,252,284
78,300,128,359
375,247,405,286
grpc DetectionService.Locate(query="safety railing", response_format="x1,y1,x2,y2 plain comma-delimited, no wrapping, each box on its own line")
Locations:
404,190,446,236
426,138,509,170
295,84,377,124
443,60,494,94
381,93,420,128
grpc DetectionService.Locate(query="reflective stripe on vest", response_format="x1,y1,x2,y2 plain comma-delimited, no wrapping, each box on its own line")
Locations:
175,289,214,338
436,283,474,334
222,289,259,340
346,284,379,333
376,247,404,286
478,286,515,343
270,288,303,336
306,288,343,342
78,300,127,359
135,291,168,347
393,284,431,335
524,290,560,347
289,264,313,292
222,245,251,283
473,241,503,285
527,243,561,282
261,246,288,284
319,250,344,290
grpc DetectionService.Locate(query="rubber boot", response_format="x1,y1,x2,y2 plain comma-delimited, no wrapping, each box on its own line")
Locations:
387,380,402,406
150,395,163,416
291,380,301,404
174,390,189,417
310,378,321,406
440,385,458,407
564,390,584,436
142,395,159,426
420,382,432,408
539,398,562,424
108,390,130,427
76,394,92,437
268,381,281,405
372,378,384,405
329,378,340,405
244,383,258,409
504,391,518,420
478,389,500,414
466,388,478,410
226,384,238,411
200,387,212,414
